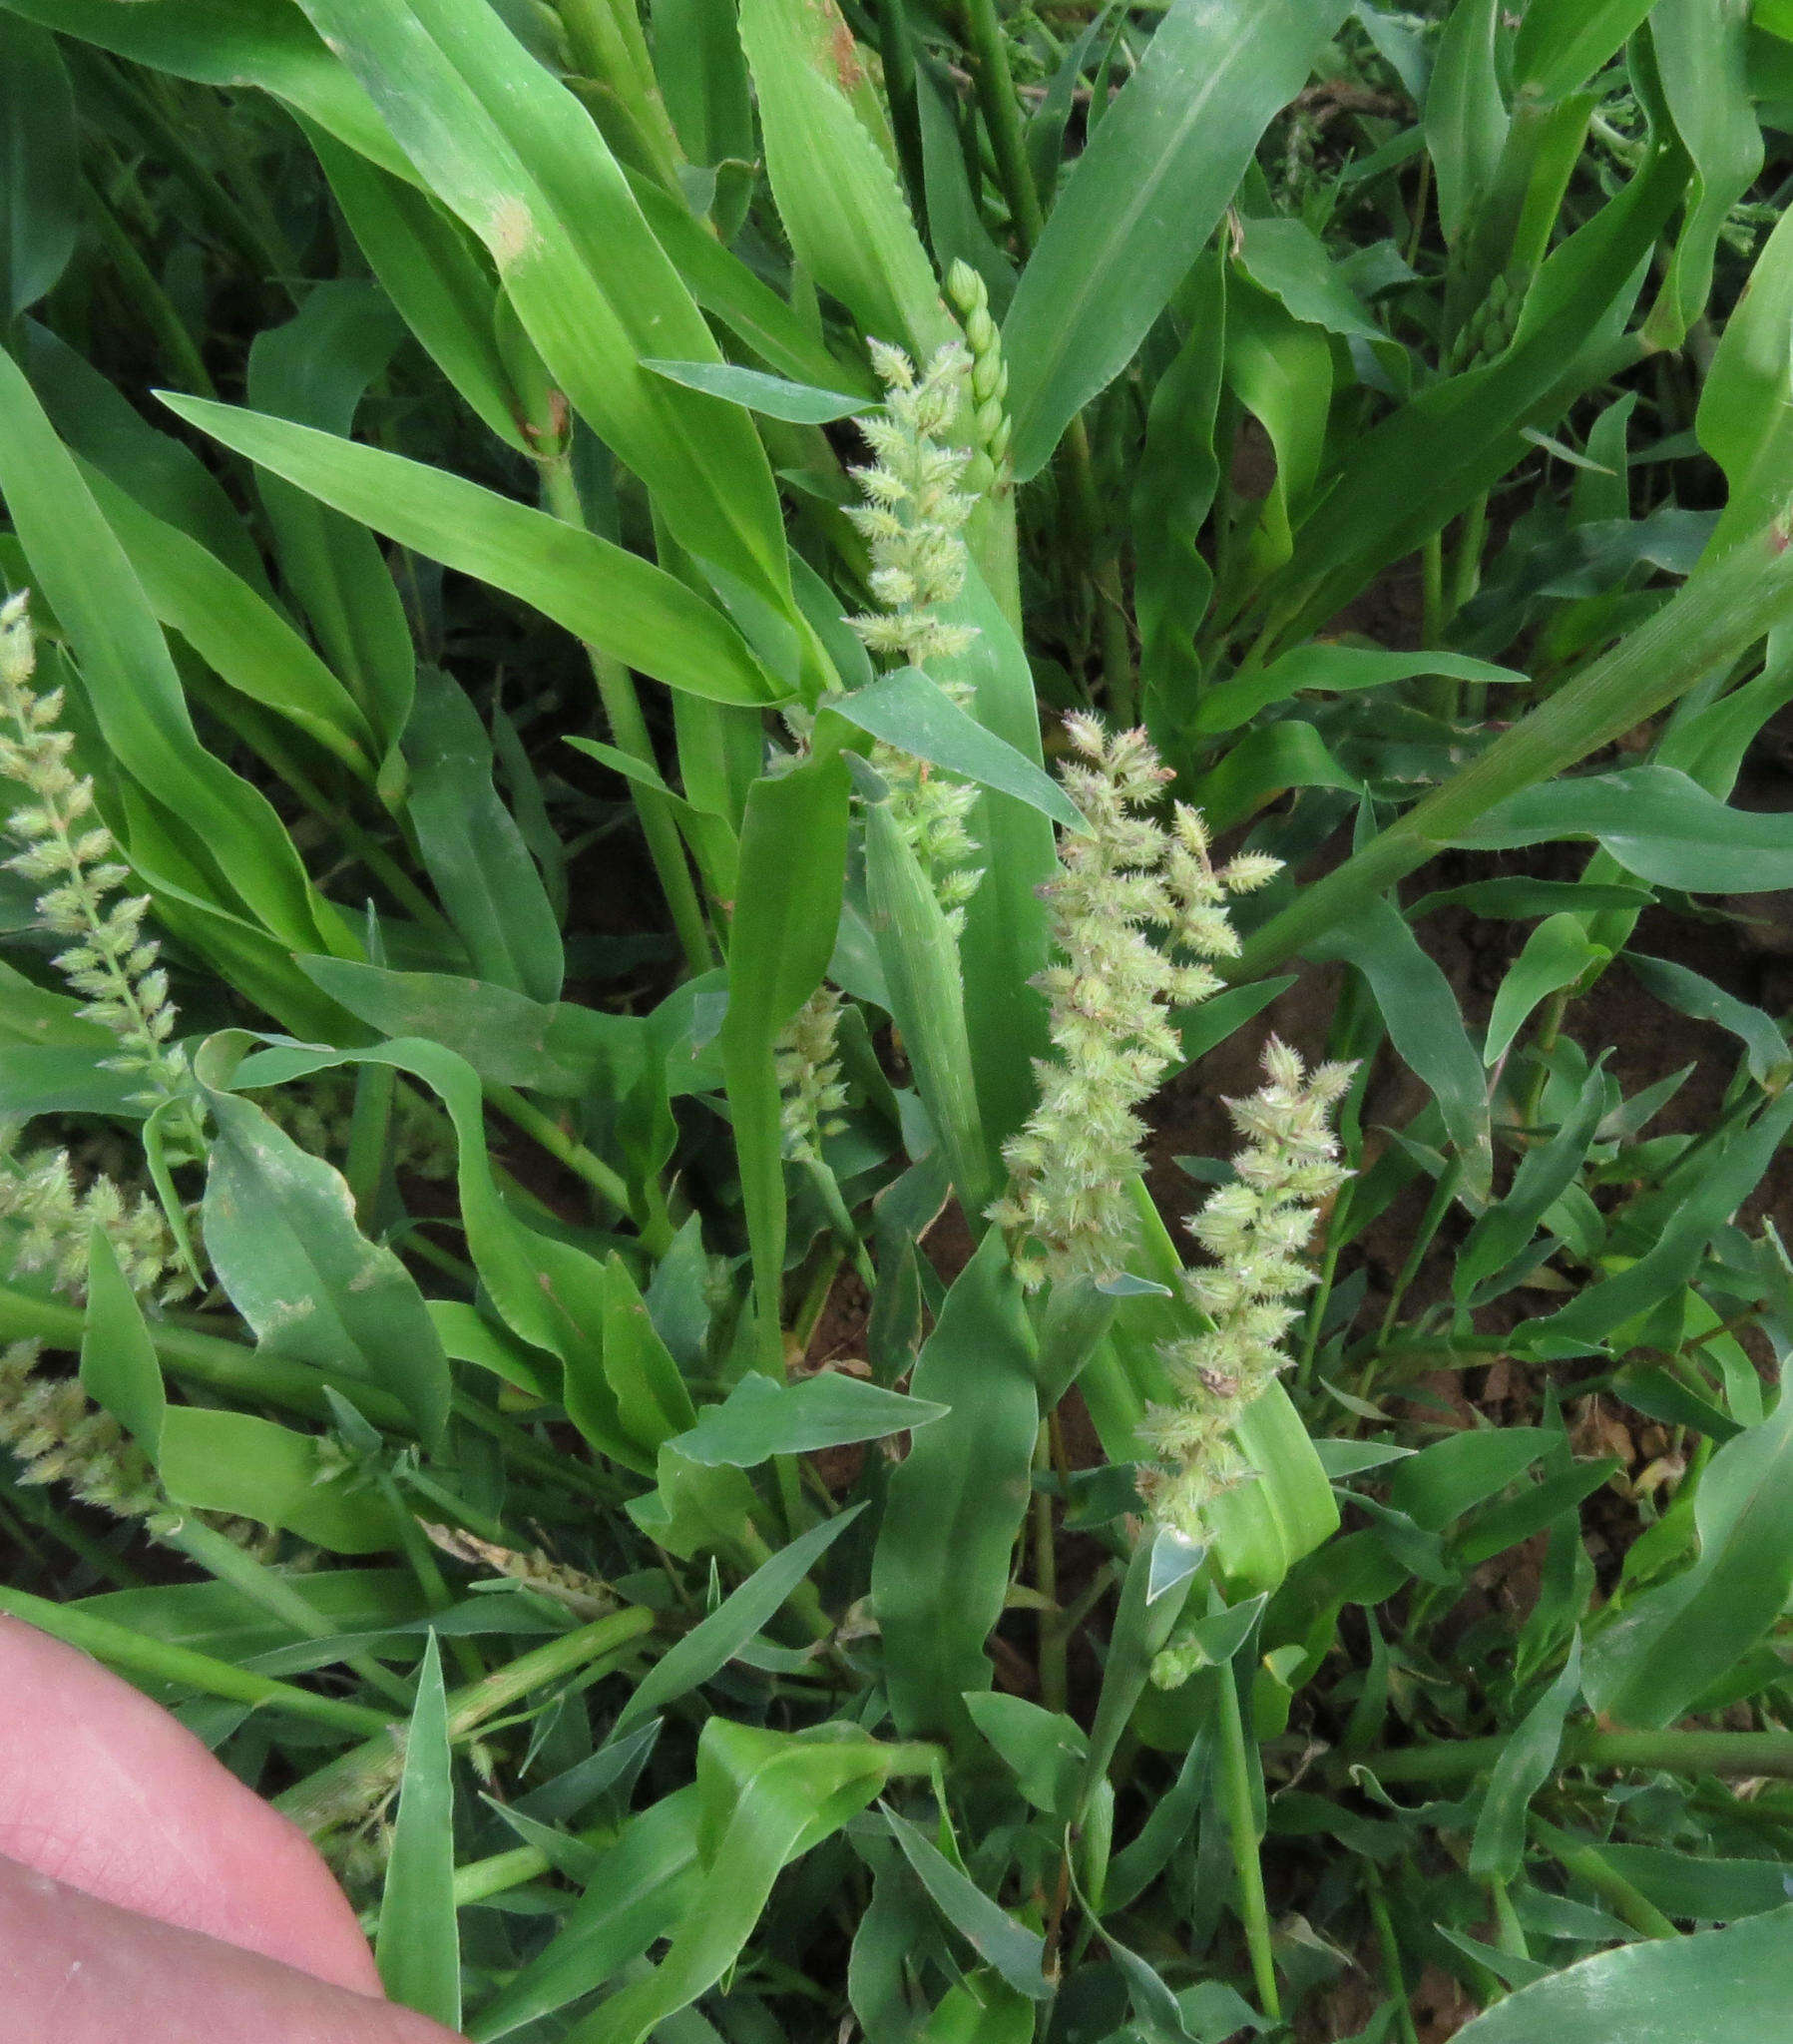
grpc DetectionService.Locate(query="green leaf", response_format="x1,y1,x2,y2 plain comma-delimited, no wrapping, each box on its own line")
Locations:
1423,0,1507,245
0,348,338,955
863,796,992,1222
871,1229,1040,1741
244,284,416,752
1454,764,1793,891
0,22,78,317
1193,643,1522,737
198,1074,453,1450
1582,1381,1793,1728
1388,1429,1553,1531
1236,216,1385,345
290,0,794,614
1513,0,1656,103
734,0,955,361
1456,1065,1608,1297
642,358,874,423
1626,953,1791,1092
719,754,852,1369
403,666,564,1003
1004,0,1353,479
881,1804,1053,2001
936,566,1057,1160
376,1634,461,2030
573,1729,892,2044
80,1231,168,1451
613,1506,864,1739
159,395,777,705
963,1693,1089,1817
828,667,1087,832
1470,1635,1582,1881
1484,912,1606,1066
1308,897,1493,1200
670,1371,948,1467
1451,1907,1793,2044
156,1406,396,1553
592,1253,695,1457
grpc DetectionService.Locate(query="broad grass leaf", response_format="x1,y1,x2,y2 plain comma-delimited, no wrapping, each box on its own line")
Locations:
568,1733,889,2044
403,666,565,1003
593,1253,695,1456
1003,0,1352,480
1307,897,1493,1201
1595,1846,1793,1923
934,567,1056,1160
1469,1635,1581,1881
871,1229,1039,1741
1223,274,1334,582
863,797,992,1228
1625,954,1792,1092
157,1407,396,1552
245,284,417,751
377,1634,461,2030
291,0,793,610
0,349,340,954
1455,1066,1608,1298
614,1506,864,1739
0,0,412,176
295,955,649,1096
735,0,956,361
1452,764,1793,891
1642,0,1761,350
1513,0,1656,104
162,395,777,704
1423,0,1505,245
310,125,533,453
1236,217,1385,345
1192,644,1523,738
1581,1384,1793,1728
963,1694,1089,1817
198,1082,453,1451
1483,912,1606,1067
468,1789,701,2041
1697,202,1793,559
670,1371,947,1467
719,755,851,1369
881,1804,1052,2001
1388,1429,1554,1531
828,667,1087,832
80,461,379,777
1450,1906,1793,2043
1188,721,1361,832
0,23,78,317
80,1231,167,1450
643,359,874,423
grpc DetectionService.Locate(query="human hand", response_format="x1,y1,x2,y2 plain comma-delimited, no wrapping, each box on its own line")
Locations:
0,1615,464,2042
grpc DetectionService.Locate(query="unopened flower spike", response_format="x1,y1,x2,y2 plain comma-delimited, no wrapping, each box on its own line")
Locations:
991,716,1284,1289
1139,1037,1355,1578
845,341,987,930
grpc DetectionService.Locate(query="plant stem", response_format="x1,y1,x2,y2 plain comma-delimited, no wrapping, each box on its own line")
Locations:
1529,1817,1679,1939
1215,1658,1280,2022
536,452,715,974
1366,1867,1421,2044
1033,1421,1066,1714
487,1081,672,1254
152,1512,417,1712
0,1583,395,1738
1232,512,1793,980
959,0,1044,255
273,1606,657,1835
1350,1723,1793,1785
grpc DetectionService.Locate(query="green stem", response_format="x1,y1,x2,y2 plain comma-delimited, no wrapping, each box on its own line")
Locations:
0,1583,395,1738
1232,513,1793,980
1033,1421,1066,1715
1366,1867,1421,2044
959,0,1044,254
273,1605,657,1835
487,1081,672,1254
537,453,715,975
1351,1723,1793,1785
805,1157,877,1292
557,0,683,191
152,1512,416,1712
1215,1658,1280,2022
1529,1817,1679,1940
